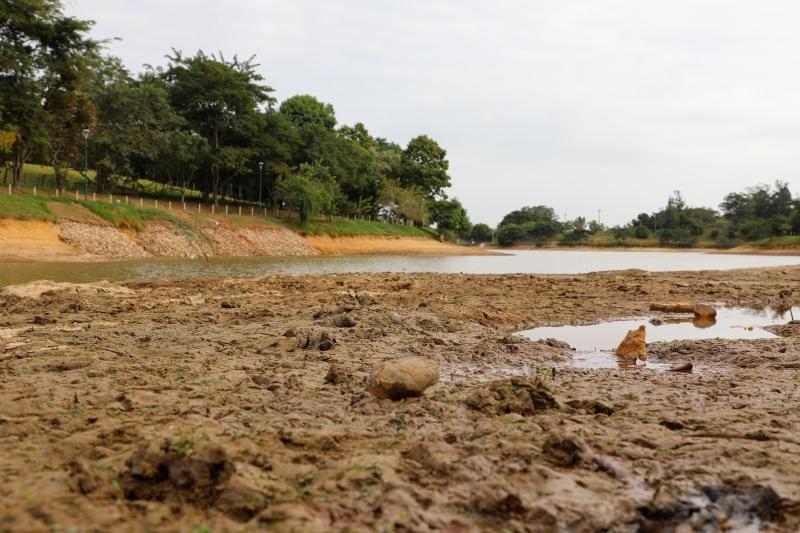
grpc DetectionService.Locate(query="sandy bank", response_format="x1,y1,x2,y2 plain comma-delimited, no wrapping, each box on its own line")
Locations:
0,219,96,261
304,234,488,255
0,217,481,261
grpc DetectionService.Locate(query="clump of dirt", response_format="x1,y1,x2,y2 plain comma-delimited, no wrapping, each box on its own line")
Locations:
637,482,783,532
465,376,558,415
120,438,234,506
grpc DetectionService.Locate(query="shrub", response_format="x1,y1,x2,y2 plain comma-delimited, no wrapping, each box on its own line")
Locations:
496,224,526,246
633,225,650,239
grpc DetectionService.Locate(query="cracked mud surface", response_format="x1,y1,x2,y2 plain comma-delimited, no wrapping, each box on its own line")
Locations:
1,267,799,531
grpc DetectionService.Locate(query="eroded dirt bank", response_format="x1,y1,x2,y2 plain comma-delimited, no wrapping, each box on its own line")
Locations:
1,267,800,531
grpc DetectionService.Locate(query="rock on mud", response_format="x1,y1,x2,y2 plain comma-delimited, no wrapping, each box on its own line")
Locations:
296,330,335,350
615,325,646,362
366,356,440,400
466,377,558,416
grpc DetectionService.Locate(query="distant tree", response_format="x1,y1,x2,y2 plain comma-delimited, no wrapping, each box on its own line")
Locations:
470,223,493,243
633,225,650,239
279,95,336,130
399,135,451,200
496,224,526,246
429,198,471,240
378,180,428,224
500,205,558,227
163,50,274,203
0,0,96,189
277,163,338,224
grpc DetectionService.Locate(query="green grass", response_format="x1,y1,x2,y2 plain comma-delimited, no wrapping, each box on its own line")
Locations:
753,235,800,247
295,218,436,238
79,201,186,231
0,194,56,221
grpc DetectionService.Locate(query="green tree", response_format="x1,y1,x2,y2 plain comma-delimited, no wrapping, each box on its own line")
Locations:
163,50,274,203
470,223,493,243
500,205,558,227
0,0,96,189
399,135,451,199
277,164,338,224
496,224,526,246
429,198,471,240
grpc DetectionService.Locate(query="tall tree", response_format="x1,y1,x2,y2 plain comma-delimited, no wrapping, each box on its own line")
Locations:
0,0,96,189
163,50,274,203
399,135,451,200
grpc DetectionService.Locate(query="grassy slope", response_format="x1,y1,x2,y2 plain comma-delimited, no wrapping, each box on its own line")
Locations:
0,193,437,239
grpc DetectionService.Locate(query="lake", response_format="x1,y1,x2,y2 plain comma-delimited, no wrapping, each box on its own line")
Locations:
1,249,799,286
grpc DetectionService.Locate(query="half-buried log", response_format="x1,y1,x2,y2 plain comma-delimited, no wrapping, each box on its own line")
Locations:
649,302,717,319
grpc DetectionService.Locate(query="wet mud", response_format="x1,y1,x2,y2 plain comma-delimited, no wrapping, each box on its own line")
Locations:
1,267,799,531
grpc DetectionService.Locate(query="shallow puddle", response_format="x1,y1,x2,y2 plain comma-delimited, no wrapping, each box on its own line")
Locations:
520,306,798,370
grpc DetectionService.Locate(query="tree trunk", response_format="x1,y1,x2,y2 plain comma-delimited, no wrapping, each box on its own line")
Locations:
212,125,220,205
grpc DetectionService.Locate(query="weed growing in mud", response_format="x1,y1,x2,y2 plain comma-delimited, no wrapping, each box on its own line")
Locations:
296,473,315,497
190,526,211,533
170,428,196,456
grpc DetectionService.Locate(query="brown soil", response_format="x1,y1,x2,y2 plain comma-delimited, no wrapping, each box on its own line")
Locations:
1,267,799,531
0,220,95,262
305,234,489,255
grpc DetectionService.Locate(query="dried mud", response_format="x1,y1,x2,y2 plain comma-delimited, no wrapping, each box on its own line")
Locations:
1,267,799,531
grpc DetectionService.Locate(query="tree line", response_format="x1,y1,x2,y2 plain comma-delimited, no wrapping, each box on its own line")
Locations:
0,0,472,231
492,181,800,247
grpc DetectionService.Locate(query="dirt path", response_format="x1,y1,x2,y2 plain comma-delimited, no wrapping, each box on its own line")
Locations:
1,267,799,531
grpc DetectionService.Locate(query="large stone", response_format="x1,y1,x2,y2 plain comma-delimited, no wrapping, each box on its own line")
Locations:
615,325,646,362
366,356,439,400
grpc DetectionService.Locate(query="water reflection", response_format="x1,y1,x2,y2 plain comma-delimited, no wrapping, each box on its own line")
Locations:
520,306,798,370
2,249,800,286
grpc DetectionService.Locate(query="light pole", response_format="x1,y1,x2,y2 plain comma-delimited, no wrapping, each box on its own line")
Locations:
81,128,90,200
258,161,264,206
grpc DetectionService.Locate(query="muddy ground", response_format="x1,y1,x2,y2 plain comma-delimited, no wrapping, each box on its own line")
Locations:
1,267,799,532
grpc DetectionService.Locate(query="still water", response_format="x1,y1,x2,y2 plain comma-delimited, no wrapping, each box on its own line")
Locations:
520,306,796,370
1,250,799,286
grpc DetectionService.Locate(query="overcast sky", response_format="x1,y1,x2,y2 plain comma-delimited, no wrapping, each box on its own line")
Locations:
65,0,800,225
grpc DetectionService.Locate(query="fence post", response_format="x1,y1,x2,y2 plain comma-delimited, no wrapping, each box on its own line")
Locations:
33,186,36,196
75,189,78,200
225,205,228,215
109,193,112,202
250,206,253,216
155,199,158,209
212,204,215,214
7,184,10,195
183,202,186,211
125,196,128,204
139,198,143,208
238,206,241,216
198,203,201,213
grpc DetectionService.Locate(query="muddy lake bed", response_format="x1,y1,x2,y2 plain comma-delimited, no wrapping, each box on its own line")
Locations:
1,258,799,531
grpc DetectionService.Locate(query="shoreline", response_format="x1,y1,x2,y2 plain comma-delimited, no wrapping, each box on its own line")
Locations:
493,243,800,256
